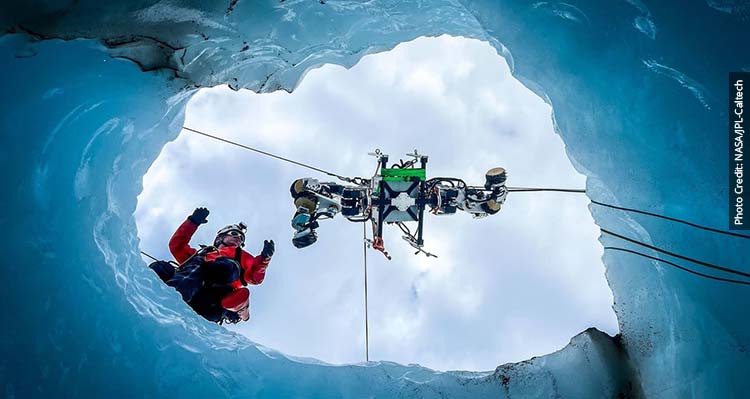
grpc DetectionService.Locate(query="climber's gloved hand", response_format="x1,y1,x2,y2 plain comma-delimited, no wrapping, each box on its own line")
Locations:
188,207,209,225
261,240,275,258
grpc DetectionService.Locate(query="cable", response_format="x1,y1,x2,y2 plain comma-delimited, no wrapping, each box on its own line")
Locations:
600,228,750,278
184,125,746,240
182,126,353,183
140,250,158,262
362,222,370,362
592,199,750,240
604,247,749,285
181,126,748,277
507,186,586,193
506,186,748,240
506,184,748,241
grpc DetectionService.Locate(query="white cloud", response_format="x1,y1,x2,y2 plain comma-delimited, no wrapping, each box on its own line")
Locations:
136,35,617,372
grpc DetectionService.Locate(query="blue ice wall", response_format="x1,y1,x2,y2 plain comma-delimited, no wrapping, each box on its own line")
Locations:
0,33,512,399
1,0,748,397
459,2,750,397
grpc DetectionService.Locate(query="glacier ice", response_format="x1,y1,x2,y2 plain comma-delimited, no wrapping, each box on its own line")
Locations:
1,0,748,397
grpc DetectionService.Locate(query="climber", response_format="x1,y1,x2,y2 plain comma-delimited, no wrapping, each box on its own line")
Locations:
149,207,275,324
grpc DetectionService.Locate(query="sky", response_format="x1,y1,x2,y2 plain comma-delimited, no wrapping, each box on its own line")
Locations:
135,35,618,371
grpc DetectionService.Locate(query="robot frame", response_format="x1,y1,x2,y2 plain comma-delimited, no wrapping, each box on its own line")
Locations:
289,150,508,259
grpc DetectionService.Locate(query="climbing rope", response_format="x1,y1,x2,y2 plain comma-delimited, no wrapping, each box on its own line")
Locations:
591,199,750,240
605,246,749,285
182,126,357,184
508,187,747,244
362,223,370,362
181,127,746,245
601,228,750,278
161,127,749,343
505,186,749,284
140,250,159,262
507,186,586,193
511,187,749,240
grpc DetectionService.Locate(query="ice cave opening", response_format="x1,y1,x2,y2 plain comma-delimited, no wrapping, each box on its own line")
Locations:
5,0,749,396
135,35,618,371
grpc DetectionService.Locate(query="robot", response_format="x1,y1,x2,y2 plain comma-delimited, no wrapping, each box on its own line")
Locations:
289,150,508,259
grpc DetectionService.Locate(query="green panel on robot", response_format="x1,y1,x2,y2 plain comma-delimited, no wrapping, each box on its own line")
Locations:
380,168,426,181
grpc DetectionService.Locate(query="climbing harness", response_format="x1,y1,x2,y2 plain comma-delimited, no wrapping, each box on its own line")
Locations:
142,246,244,325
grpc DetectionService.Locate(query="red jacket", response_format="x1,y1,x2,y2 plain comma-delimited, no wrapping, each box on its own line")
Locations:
169,219,270,289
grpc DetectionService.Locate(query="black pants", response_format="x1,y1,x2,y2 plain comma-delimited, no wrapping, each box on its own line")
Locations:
151,257,240,322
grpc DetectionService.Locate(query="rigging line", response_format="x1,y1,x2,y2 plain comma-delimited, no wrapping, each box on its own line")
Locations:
140,250,159,262
592,199,750,240
600,228,750,278
604,247,749,286
506,185,748,240
507,186,586,193
182,126,352,182
362,222,370,362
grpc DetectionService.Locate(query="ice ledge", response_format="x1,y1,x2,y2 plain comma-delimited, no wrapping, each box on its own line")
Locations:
493,328,642,398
